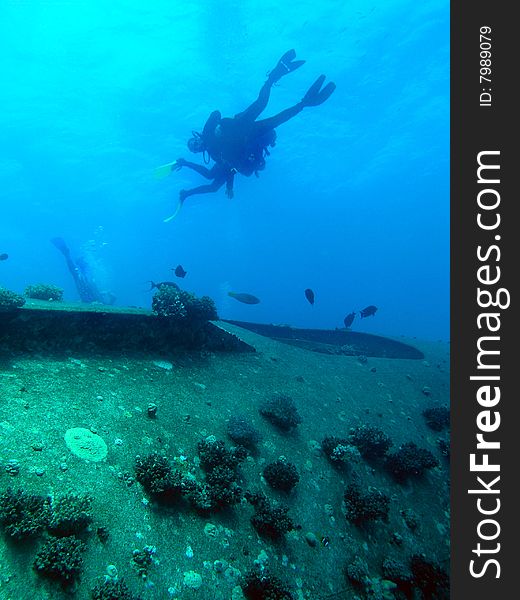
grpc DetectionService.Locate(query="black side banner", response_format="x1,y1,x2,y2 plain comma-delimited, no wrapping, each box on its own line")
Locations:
451,2,517,598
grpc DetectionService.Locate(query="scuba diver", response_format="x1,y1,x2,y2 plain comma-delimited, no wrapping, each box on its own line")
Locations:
51,237,116,305
162,50,335,221
161,127,276,219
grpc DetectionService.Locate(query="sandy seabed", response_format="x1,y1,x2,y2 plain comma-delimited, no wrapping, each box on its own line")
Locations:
0,325,449,600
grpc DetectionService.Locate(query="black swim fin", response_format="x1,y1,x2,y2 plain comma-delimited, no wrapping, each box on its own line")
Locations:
268,49,306,84
301,75,336,107
51,237,71,257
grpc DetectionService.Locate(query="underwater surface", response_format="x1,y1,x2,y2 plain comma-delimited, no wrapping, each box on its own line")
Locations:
0,1,449,599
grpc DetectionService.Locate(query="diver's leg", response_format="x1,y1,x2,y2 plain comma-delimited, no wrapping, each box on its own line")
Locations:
252,103,304,133
179,176,226,200
65,257,98,303
177,159,214,179
164,176,226,223
234,80,272,122
251,75,337,133
52,238,93,303
59,254,88,301
234,51,306,122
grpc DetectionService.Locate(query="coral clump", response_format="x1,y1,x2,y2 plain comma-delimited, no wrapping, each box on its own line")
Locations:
91,578,142,600
184,473,242,513
48,493,93,537
245,491,294,540
348,425,393,459
410,554,450,599
24,283,64,301
226,415,262,449
344,483,390,525
131,545,156,579
345,556,369,585
0,487,50,539
204,466,243,509
180,478,214,513
382,557,413,585
0,286,25,310
134,453,184,503
259,394,302,431
134,441,246,513
263,459,299,492
34,535,86,585
197,437,246,472
242,567,294,599
422,406,450,431
385,442,439,482
321,436,361,466
195,437,245,510
152,286,188,319
152,287,217,325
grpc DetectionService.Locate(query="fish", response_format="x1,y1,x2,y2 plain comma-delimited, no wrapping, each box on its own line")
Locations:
149,281,180,291
228,292,260,305
343,312,356,328
173,264,187,278
360,305,378,318
304,288,315,305
0,253,8,261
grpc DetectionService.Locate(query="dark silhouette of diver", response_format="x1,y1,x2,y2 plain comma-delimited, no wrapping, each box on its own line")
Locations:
172,159,236,199
164,50,335,220
51,237,115,305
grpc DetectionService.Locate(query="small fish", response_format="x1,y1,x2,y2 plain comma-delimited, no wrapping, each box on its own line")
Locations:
149,281,180,291
228,291,260,305
343,312,356,328
360,305,378,318
0,253,8,261
304,288,315,305
173,264,187,278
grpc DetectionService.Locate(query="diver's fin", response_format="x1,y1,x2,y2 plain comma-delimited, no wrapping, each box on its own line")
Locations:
268,50,306,84
301,75,336,107
50,237,70,256
316,82,336,104
302,74,326,101
280,49,296,63
163,198,184,223
153,161,178,180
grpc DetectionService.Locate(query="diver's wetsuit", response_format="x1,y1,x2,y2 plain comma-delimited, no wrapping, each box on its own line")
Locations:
202,78,300,176
178,160,235,201
176,52,335,204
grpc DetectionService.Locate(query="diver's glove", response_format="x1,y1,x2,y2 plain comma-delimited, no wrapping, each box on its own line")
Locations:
173,158,187,171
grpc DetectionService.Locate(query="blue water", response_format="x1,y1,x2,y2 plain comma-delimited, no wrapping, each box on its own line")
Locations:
0,0,449,342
